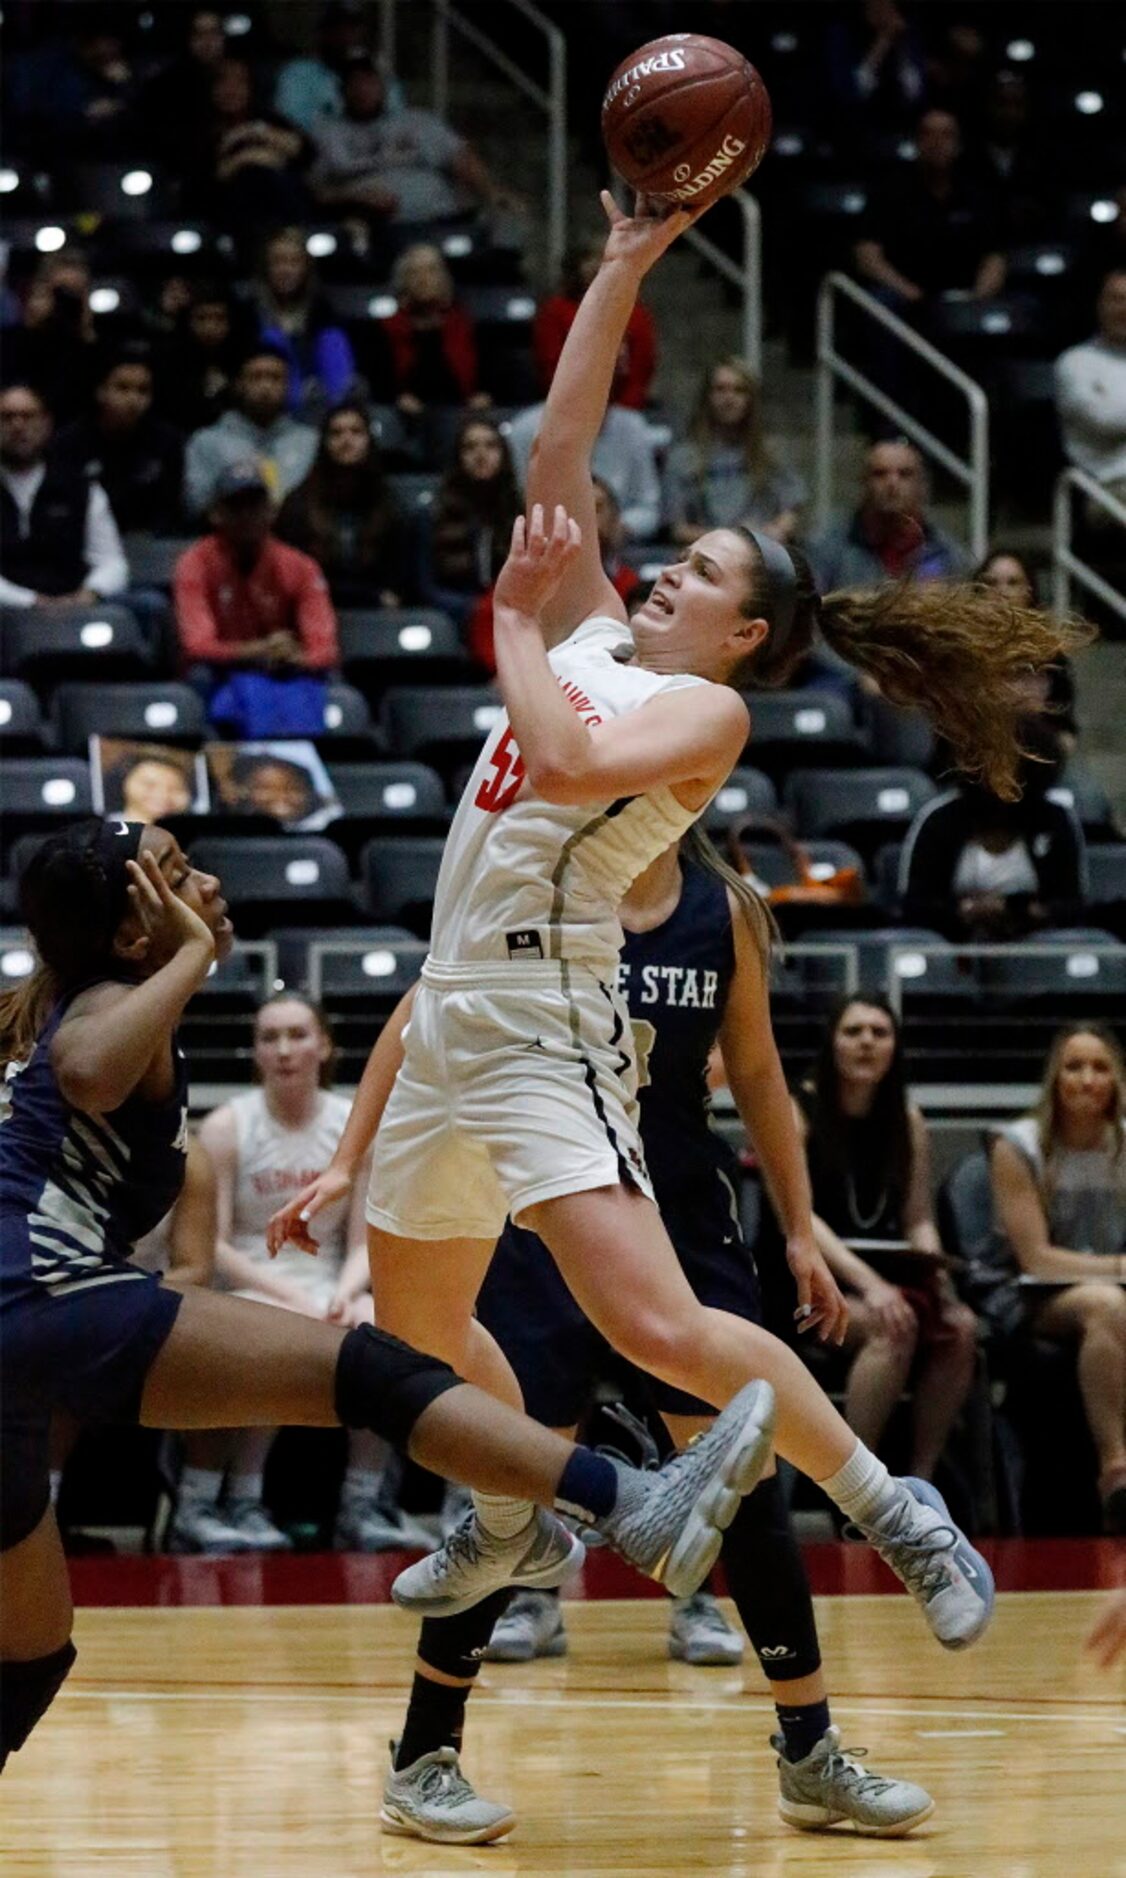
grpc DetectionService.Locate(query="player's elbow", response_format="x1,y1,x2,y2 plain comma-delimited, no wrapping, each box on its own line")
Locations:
525,755,591,804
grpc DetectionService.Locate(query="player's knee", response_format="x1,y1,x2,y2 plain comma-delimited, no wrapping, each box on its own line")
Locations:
0,1640,77,1771
333,1323,463,1451
1075,1283,1126,1337
616,1310,701,1388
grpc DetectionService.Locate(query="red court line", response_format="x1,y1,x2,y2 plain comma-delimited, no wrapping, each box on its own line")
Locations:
68,1537,1126,1609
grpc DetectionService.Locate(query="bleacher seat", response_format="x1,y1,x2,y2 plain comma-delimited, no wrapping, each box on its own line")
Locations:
362,836,446,934
306,934,428,1006
784,767,936,858
1085,843,1126,911
980,932,1126,995
1049,763,1116,839
741,690,867,775
0,928,34,984
864,695,936,769
381,685,503,778
0,680,44,752
189,837,354,932
71,163,173,220
327,761,448,861
52,682,206,753
872,841,904,915
122,535,192,589
703,766,777,831
0,605,150,686
736,838,866,892
815,926,960,995
0,760,93,861
269,923,415,992
387,473,441,518
336,608,467,698
318,683,383,753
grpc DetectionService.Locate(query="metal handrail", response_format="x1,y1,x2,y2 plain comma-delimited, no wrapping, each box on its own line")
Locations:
1052,467,1126,624
682,190,762,379
429,0,567,280
814,272,990,557
885,940,1124,1017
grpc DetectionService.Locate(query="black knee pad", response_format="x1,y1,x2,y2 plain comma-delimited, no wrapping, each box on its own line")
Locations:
721,1477,822,1683
334,1325,462,1451
0,1640,77,1770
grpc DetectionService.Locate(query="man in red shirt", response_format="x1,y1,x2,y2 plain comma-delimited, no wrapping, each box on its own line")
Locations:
173,462,340,680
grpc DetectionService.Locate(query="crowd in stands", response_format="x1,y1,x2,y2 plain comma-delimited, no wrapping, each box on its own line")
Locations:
2,3,1125,1551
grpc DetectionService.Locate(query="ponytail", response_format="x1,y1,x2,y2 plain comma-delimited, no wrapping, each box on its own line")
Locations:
682,823,777,977
816,582,1093,800
0,961,60,1071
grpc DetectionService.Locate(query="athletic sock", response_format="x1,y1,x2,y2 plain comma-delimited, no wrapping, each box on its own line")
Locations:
775,1698,833,1764
177,1466,224,1511
817,1441,898,1526
48,1470,63,1508
340,1464,384,1507
555,1447,621,1525
472,1491,535,1539
228,1471,265,1506
395,1591,512,1769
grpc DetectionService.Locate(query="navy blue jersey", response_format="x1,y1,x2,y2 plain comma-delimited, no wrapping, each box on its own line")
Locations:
0,988,189,1293
616,859,737,1211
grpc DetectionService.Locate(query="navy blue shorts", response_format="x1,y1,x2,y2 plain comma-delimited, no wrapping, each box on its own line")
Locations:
476,1172,763,1425
0,1241,182,1551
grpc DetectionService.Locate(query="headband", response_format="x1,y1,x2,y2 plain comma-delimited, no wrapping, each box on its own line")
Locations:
742,527,798,655
90,817,146,926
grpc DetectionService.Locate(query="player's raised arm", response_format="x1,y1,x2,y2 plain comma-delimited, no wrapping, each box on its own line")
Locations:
526,193,694,641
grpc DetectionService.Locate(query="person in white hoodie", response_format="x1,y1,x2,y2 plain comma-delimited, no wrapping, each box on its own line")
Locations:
183,342,317,516
1054,270,1126,511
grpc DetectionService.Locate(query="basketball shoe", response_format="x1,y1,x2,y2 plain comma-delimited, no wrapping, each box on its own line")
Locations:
850,1477,994,1649
668,1590,746,1665
381,1742,515,1845
484,1589,568,1661
775,1726,935,1836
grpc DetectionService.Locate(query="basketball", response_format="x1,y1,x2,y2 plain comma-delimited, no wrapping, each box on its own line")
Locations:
601,33,772,211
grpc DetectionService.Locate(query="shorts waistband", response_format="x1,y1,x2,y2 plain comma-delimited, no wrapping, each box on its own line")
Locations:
421,955,610,992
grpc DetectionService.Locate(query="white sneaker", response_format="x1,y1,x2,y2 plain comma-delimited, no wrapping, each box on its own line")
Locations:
224,1498,293,1553
668,1591,745,1665
392,1508,583,1618
380,1742,516,1845
850,1477,994,1650
333,1499,436,1553
485,1590,568,1662
775,1726,935,1836
166,1503,261,1555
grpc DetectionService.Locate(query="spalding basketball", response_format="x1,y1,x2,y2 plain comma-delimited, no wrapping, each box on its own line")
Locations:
601,33,772,211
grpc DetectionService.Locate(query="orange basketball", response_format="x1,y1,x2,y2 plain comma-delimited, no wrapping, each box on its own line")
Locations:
601,33,772,211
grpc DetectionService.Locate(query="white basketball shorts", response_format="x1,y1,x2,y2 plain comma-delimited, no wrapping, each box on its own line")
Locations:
366,958,654,1242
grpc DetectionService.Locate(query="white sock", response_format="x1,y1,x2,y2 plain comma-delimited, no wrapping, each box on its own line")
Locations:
341,1465,383,1506
818,1441,898,1525
472,1490,536,1540
178,1466,224,1511
48,1469,63,1507
228,1472,265,1506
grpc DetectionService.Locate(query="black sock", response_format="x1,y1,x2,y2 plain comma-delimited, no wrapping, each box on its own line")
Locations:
719,1477,827,1761
555,1445,619,1523
394,1590,512,1770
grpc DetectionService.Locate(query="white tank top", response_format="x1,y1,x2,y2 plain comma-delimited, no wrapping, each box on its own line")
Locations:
429,616,712,973
226,1087,353,1288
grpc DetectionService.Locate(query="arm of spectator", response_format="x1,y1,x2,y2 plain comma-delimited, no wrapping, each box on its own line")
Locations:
0,574,38,606
989,1134,1126,1279
200,1104,322,1308
853,239,924,304
904,1107,944,1256
972,252,1007,299
1055,350,1126,441
163,1135,218,1290
83,482,128,599
293,557,339,670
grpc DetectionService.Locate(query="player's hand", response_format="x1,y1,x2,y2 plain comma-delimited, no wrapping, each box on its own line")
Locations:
494,503,583,617
787,1234,849,1344
126,849,214,970
267,1162,354,1258
1085,1589,1126,1669
326,1290,375,1329
598,188,701,276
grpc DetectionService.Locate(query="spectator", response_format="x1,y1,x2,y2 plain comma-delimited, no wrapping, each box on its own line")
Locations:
808,438,970,591
975,549,1077,755
176,994,428,1554
899,772,1086,941
275,1,405,132
506,398,661,542
0,383,127,610
277,401,406,606
534,240,656,410
382,243,484,416
854,108,1006,309
1055,271,1126,510
161,280,253,434
193,56,310,237
420,416,521,629
173,463,338,725
51,345,185,534
184,342,318,516
250,228,357,415
824,0,927,142
987,1025,1126,1532
5,253,99,424
9,16,138,158
972,69,1048,240
594,477,641,609
793,995,978,1483
310,51,508,228
664,356,807,547
135,7,228,163
1077,184,1126,315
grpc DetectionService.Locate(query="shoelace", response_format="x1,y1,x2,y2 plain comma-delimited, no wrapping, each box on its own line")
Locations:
819,1743,897,1801
846,1502,960,1604
437,1513,486,1577
415,1759,475,1811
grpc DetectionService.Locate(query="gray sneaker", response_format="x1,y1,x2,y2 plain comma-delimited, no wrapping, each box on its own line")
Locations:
775,1726,935,1837
224,1499,293,1553
668,1590,745,1665
391,1508,583,1618
333,1499,437,1553
166,1503,261,1556
380,1742,516,1845
599,1379,775,1598
851,1476,994,1649
485,1590,568,1662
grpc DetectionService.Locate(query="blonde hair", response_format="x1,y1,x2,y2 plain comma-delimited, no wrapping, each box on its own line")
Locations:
1033,1025,1126,1194
688,354,772,487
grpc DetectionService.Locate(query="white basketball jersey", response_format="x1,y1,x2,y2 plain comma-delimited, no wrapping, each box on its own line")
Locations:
226,1087,353,1289
429,616,712,973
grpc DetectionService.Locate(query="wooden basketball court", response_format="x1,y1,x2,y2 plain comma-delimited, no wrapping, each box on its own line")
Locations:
4,1545,1125,1877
